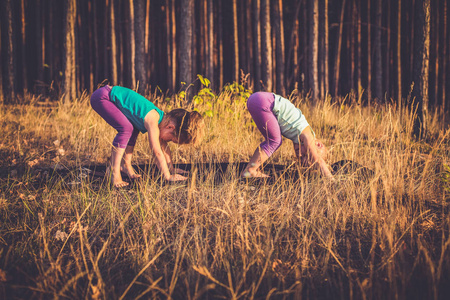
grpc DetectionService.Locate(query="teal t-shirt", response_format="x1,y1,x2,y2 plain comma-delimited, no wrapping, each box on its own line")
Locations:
109,86,164,133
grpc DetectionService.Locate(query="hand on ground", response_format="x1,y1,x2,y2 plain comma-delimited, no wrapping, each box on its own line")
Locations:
174,168,189,175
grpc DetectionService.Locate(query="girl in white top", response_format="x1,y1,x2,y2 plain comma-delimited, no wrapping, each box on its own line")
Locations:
241,92,333,179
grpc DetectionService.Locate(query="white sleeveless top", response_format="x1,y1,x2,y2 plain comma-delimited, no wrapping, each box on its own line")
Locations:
272,94,315,144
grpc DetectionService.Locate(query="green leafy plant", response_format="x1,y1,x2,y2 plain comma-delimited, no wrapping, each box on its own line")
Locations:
222,81,252,103
193,75,216,118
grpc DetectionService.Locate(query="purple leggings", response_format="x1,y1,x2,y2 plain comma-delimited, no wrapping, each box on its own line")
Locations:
247,92,282,157
90,86,139,149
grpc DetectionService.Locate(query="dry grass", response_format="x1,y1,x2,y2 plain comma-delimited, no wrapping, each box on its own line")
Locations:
0,88,449,299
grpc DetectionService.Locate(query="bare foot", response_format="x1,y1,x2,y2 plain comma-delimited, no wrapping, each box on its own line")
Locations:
120,164,141,180
241,169,270,178
113,180,129,188
106,166,130,188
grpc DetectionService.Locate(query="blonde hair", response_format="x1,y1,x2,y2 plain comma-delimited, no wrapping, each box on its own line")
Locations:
166,109,205,145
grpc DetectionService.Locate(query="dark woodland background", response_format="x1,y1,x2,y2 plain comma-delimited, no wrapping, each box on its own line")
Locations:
0,0,448,130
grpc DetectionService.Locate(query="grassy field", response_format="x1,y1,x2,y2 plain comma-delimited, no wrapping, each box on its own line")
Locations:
1,85,450,299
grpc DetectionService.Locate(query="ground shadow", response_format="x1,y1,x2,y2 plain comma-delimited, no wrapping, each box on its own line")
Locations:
30,159,374,187
0,160,376,188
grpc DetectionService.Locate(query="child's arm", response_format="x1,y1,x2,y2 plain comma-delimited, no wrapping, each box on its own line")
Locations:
144,111,187,181
299,130,334,179
160,139,175,172
293,143,300,159
160,140,190,175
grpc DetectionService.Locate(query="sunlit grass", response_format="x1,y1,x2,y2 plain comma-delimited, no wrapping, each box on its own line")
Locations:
0,86,449,299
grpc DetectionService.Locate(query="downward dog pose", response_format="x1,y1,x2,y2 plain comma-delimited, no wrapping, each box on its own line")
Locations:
241,92,333,179
90,85,204,187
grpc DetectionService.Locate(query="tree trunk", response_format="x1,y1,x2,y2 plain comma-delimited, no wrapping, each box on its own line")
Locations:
334,0,346,98
397,0,402,112
101,1,108,82
78,1,86,91
274,0,285,95
441,0,447,124
245,0,253,82
62,0,76,103
356,0,362,100
93,2,100,85
135,0,146,94
199,0,206,75
20,0,28,92
1,0,15,102
74,4,80,95
324,0,329,96
319,0,324,98
374,0,383,103
412,0,430,138
218,0,223,89
165,0,172,91
145,0,150,57
171,0,177,91
128,0,136,89
350,0,356,96
301,5,307,93
118,2,124,86
145,0,151,81
261,0,272,91
286,0,302,91
232,0,239,83
0,41,2,103
109,0,118,85
385,0,391,101
433,0,439,110
409,0,415,87
207,0,214,86
179,0,194,96
252,0,262,90
309,0,319,101
367,0,372,103
44,0,54,90
191,3,197,80
238,0,247,76
0,24,2,103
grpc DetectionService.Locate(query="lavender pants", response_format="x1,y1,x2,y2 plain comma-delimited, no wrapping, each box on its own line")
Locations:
90,86,139,149
247,92,282,157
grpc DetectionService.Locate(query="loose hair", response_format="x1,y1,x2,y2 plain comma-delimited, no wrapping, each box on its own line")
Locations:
166,109,205,145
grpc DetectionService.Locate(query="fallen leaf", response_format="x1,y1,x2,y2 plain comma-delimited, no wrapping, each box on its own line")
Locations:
27,159,39,168
55,230,69,242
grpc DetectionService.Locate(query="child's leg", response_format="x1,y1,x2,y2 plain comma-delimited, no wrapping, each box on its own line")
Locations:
109,147,128,187
90,86,135,186
119,128,140,178
242,148,270,177
242,92,282,177
121,144,141,179
90,86,135,148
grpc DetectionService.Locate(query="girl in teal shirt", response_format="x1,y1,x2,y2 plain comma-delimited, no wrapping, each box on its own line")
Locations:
90,85,205,187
